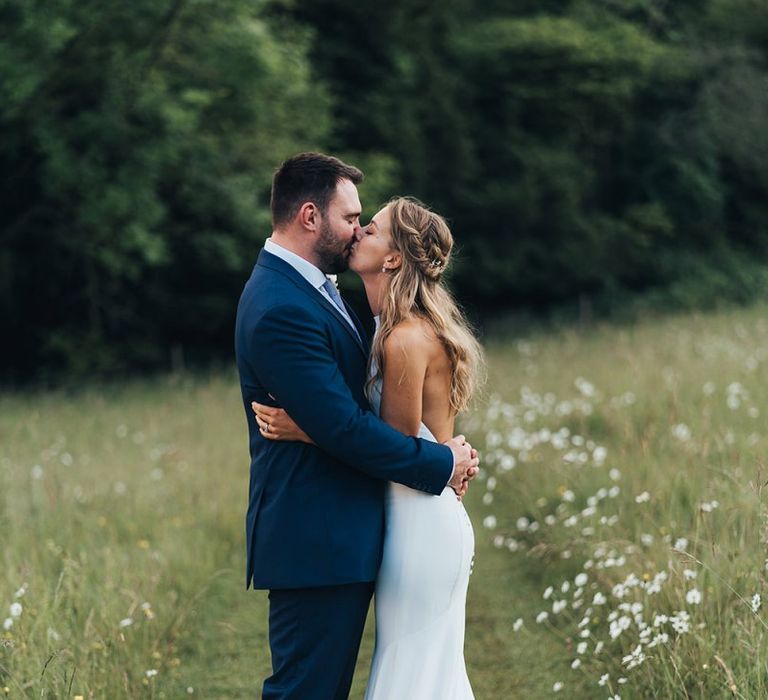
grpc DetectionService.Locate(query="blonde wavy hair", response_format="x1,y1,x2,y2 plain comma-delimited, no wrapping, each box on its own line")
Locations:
367,196,484,414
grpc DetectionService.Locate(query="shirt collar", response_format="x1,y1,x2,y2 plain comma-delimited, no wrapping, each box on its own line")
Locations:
264,237,329,290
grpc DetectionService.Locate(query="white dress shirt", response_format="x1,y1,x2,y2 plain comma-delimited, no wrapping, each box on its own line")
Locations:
264,238,358,332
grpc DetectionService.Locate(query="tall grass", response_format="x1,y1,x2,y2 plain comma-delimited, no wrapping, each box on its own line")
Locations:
0,376,257,697
2,305,768,697
471,307,768,698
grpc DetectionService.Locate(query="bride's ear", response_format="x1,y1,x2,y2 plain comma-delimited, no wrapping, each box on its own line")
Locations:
383,253,402,272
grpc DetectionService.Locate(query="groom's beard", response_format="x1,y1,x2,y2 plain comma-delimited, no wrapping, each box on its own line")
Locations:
315,219,351,274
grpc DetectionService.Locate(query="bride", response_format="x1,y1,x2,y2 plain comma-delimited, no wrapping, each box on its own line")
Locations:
253,196,483,699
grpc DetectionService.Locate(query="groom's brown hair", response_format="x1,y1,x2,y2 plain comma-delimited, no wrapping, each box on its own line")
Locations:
271,153,363,228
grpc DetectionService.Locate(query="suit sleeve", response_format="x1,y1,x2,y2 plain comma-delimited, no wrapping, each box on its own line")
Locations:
248,303,453,495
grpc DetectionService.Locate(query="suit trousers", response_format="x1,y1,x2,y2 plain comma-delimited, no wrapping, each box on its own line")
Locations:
263,582,375,700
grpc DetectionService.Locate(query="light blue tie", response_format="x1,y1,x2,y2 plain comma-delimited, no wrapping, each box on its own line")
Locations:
322,279,361,342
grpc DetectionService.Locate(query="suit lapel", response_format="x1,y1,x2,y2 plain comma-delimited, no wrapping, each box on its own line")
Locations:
256,250,369,357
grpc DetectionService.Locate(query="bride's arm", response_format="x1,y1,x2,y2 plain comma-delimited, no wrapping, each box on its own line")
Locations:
378,322,429,437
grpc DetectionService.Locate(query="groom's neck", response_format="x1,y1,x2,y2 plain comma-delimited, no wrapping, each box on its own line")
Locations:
271,230,320,268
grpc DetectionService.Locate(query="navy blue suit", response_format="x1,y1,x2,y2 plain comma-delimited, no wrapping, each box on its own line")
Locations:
235,249,453,698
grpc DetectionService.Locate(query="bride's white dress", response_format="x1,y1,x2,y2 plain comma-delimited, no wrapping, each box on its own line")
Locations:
364,327,475,700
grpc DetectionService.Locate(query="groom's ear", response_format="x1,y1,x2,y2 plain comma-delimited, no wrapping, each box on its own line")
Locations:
298,202,319,232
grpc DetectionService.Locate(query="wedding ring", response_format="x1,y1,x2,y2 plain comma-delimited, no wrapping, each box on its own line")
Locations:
265,423,271,433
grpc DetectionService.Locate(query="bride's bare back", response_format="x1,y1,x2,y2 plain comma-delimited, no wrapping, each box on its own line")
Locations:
379,316,455,444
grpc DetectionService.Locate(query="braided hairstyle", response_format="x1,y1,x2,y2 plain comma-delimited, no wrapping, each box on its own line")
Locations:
367,196,483,414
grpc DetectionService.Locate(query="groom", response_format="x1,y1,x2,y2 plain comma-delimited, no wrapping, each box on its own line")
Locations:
235,152,479,699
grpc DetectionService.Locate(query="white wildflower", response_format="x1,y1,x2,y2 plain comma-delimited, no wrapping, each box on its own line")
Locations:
670,611,691,634
609,615,632,640
622,644,646,670
647,632,669,648
646,571,668,596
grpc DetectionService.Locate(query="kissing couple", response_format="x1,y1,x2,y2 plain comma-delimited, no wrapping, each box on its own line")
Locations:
235,152,483,699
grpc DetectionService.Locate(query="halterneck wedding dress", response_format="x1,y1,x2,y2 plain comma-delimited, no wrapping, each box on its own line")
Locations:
364,318,475,700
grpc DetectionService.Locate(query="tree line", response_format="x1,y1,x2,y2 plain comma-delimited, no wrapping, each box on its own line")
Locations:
2,0,767,380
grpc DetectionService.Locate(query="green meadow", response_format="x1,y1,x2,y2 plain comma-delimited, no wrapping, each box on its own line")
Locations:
3,305,768,698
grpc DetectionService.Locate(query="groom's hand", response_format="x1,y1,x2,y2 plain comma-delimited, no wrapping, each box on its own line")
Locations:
445,435,479,495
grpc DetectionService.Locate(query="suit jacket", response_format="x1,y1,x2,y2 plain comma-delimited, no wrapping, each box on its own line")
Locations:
235,249,454,589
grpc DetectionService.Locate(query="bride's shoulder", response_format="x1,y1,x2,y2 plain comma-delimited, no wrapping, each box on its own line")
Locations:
382,317,438,358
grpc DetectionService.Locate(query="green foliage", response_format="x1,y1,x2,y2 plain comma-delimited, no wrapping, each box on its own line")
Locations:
0,0,329,378
3,0,768,378
287,0,768,309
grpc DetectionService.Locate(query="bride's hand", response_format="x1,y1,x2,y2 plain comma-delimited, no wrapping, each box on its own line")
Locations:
251,401,315,444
